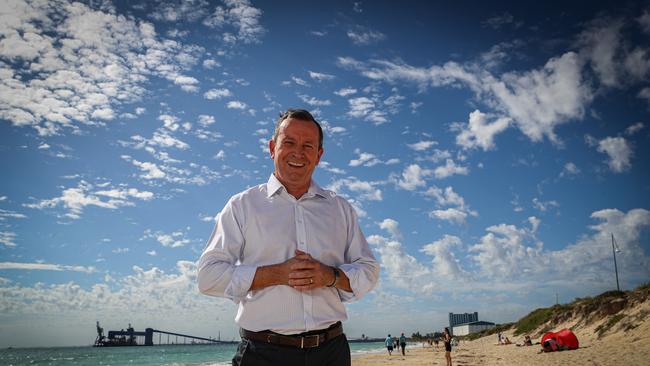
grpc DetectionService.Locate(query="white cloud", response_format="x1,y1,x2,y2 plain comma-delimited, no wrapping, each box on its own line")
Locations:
348,149,397,168
429,208,468,225
0,1,203,136
481,12,515,29
0,261,95,273
203,88,232,100
434,159,469,179
298,94,331,106
347,26,385,45
203,0,265,44
308,71,334,81
593,136,633,173
420,235,468,280
393,164,432,191
0,231,18,247
532,198,560,212
454,110,511,151
335,87,357,97
379,218,402,240
227,100,247,110
24,180,154,219
197,114,215,126
469,222,543,279
407,140,437,151
202,59,220,69
326,177,382,202
625,122,644,135
347,97,388,125
425,186,462,207
341,51,592,144
142,229,191,248
559,162,580,178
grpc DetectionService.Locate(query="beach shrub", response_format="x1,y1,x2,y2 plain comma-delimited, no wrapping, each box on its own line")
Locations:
514,303,571,336
595,313,625,338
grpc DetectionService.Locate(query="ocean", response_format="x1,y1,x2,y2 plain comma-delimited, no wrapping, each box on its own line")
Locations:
0,342,387,366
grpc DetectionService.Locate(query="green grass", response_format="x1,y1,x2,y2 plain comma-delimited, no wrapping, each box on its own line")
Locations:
513,304,572,336
595,314,625,337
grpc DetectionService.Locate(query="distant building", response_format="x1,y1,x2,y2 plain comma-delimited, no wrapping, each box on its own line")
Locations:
452,321,496,336
448,312,478,334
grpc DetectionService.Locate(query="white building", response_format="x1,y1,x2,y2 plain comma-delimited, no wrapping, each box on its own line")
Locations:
452,321,496,336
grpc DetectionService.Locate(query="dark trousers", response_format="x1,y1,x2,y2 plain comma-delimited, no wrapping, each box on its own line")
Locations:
232,333,351,366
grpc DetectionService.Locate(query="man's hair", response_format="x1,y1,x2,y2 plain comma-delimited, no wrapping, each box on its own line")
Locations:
273,109,323,148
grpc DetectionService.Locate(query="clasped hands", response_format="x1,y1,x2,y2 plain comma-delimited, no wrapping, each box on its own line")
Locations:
284,249,334,291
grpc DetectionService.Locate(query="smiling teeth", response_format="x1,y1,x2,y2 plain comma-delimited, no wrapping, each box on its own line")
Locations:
288,162,305,167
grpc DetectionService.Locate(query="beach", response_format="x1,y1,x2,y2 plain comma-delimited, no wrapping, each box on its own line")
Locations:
353,300,650,365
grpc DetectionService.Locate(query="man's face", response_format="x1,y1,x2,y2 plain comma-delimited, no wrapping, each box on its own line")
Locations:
269,118,323,195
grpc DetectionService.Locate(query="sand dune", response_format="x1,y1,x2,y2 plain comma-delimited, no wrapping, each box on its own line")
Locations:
353,292,650,365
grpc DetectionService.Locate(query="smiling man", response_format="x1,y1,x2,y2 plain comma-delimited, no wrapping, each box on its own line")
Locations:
198,109,380,366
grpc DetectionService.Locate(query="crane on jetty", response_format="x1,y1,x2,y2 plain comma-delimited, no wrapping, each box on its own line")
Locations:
94,322,234,347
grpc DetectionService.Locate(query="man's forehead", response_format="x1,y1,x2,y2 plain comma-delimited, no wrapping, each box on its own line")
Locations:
278,118,319,137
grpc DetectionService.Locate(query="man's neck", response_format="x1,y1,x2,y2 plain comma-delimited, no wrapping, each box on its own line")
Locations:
275,174,310,199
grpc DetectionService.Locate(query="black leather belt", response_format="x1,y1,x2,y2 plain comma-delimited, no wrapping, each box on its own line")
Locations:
240,322,343,349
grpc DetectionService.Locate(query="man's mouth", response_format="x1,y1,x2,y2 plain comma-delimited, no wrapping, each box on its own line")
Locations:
288,161,305,168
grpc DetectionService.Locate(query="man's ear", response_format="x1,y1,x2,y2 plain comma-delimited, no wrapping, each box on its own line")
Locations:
269,139,275,159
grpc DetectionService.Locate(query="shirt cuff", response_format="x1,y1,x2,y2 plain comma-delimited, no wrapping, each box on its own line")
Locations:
224,264,257,302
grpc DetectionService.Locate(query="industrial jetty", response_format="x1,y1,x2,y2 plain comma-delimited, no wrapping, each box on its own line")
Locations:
94,322,234,347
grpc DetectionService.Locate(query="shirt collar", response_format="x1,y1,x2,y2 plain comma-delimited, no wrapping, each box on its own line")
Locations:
267,174,329,199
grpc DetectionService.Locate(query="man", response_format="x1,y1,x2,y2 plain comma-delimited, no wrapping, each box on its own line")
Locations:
399,332,406,356
198,109,380,366
385,334,394,356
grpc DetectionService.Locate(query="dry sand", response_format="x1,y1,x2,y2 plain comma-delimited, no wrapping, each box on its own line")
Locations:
353,301,650,366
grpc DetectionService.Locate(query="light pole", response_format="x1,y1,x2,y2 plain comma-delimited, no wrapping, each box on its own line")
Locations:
611,233,621,292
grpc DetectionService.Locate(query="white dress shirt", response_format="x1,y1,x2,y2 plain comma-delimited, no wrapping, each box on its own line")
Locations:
198,174,379,335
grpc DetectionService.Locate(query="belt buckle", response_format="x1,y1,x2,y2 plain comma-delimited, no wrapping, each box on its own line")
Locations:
300,334,320,348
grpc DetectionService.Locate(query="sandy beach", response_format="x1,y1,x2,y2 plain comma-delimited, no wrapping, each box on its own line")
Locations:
353,300,650,365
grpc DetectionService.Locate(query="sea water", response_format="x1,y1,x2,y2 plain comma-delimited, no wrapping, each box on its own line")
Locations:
0,342,386,366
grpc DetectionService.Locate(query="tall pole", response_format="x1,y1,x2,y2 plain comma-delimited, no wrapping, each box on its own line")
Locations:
612,233,620,292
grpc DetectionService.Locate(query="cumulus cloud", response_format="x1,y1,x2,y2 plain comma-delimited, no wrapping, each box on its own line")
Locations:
429,208,468,225
338,50,592,144
0,231,18,248
0,261,236,346
420,235,468,280
24,180,153,219
0,261,95,273
379,218,402,240
298,94,331,107
347,25,385,45
0,0,203,136
434,159,469,179
392,164,432,191
203,88,232,100
347,96,388,124
453,110,511,151
141,228,191,248
326,177,382,202
203,0,265,44
308,71,335,81
407,140,437,151
349,149,398,167
587,135,633,173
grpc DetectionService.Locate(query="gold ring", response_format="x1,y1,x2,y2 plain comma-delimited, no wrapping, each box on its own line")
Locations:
310,278,313,284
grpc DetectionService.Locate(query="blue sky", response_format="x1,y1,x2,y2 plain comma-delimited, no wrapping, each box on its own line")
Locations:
1,0,650,347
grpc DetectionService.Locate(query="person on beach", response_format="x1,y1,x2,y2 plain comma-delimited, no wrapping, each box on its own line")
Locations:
443,327,452,366
198,109,380,366
399,332,407,356
386,334,394,355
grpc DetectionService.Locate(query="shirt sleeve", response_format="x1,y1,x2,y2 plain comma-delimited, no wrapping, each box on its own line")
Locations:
337,199,380,302
197,197,256,303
